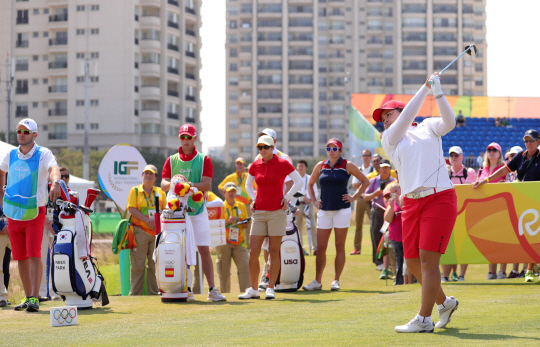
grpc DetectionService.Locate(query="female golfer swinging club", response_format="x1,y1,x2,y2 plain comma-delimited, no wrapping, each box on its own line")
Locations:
375,73,459,333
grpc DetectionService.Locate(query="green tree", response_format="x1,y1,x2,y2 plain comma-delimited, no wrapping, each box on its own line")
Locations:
211,158,236,195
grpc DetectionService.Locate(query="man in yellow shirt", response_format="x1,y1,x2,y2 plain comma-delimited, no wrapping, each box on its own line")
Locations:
366,154,397,180
215,182,250,293
218,157,251,205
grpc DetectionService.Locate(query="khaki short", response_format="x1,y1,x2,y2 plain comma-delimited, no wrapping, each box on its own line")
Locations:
250,209,287,237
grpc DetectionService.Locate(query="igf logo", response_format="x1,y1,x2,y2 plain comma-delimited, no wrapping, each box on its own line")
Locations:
114,161,138,175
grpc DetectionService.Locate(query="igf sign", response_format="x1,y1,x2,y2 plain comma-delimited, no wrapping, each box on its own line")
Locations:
114,161,138,175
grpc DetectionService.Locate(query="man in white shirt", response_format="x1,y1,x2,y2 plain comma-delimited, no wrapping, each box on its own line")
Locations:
295,160,318,255
350,149,375,255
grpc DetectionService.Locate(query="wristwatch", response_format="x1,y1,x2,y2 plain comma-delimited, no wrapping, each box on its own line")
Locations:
53,179,62,185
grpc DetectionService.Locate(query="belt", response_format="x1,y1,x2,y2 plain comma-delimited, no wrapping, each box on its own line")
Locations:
405,187,453,199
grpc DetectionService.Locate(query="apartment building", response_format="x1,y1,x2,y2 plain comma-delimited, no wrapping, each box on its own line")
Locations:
225,0,487,162
0,0,202,155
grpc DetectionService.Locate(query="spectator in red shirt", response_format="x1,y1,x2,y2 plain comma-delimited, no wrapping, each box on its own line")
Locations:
238,135,303,300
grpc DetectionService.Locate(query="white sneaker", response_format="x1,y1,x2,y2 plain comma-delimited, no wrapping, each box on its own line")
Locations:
331,280,340,291
238,287,260,300
395,316,434,333
302,280,322,291
496,271,507,279
265,287,275,300
376,264,384,271
435,296,459,329
187,291,194,301
207,288,226,302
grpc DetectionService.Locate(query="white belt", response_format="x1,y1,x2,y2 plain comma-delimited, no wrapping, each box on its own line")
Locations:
405,187,453,199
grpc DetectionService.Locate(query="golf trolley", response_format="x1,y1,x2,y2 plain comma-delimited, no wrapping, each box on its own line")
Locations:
51,184,109,309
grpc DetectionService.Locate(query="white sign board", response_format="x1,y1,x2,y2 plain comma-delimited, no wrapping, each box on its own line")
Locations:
98,144,147,210
209,219,227,247
50,306,78,327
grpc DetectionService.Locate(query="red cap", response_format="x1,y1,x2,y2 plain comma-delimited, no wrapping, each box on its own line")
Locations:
326,139,343,150
486,142,502,153
372,100,406,123
179,124,197,137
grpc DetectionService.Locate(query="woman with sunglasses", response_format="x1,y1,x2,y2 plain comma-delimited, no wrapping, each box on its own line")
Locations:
472,143,506,280
303,139,369,291
239,135,303,300
375,74,459,333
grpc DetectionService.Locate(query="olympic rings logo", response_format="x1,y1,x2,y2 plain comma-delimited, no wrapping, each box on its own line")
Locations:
164,261,175,265
53,308,77,324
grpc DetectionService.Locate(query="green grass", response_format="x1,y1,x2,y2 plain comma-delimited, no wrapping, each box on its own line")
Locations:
1,226,540,346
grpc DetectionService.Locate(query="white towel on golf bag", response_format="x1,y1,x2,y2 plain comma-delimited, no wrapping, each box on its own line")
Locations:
74,210,90,260
183,214,197,266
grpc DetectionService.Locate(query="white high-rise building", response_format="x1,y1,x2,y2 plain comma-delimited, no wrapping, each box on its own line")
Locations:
225,0,487,162
0,0,202,155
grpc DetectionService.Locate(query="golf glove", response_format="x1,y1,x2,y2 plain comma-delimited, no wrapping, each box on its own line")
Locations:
429,75,443,96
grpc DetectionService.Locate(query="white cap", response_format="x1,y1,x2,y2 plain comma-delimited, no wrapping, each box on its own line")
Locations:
257,128,277,140
448,146,463,155
509,146,523,155
17,118,38,133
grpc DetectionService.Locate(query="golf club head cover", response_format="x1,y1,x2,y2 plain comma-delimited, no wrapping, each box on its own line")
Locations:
192,191,204,203
429,74,443,96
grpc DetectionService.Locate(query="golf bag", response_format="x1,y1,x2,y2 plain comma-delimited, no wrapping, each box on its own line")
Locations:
154,177,198,302
274,192,306,292
51,186,108,308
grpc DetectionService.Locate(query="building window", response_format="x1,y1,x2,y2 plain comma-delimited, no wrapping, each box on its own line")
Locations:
91,52,99,58
90,123,99,129
77,29,85,35
76,100,84,106
91,5,99,11
91,28,99,35
76,123,84,130
90,100,99,106
33,32,39,38
32,102,38,108
43,31,48,37
48,123,67,140
32,79,38,85
77,5,85,11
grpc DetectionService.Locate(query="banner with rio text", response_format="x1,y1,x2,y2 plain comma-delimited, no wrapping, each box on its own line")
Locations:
441,182,540,264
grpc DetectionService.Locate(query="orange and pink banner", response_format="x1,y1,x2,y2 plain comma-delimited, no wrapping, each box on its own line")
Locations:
352,93,540,124
441,182,540,264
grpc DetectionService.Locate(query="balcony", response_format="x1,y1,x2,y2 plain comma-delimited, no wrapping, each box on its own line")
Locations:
16,87,28,94
167,43,179,51
49,14,68,22
16,17,29,25
140,86,161,99
140,39,161,51
185,7,195,15
185,29,196,37
49,61,68,69
185,117,196,123
48,108,67,116
140,15,161,28
48,85,68,93
167,112,179,119
49,38,68,46
15,63,28,71
168,21,179,29
167,90,179,97
185,51,195,58
185,95,196,102
167,67,179,74
185,72,195,80
140,110,161,121
140,63,160,76
168,0,179,6
16,40,29,48
16,110,28,118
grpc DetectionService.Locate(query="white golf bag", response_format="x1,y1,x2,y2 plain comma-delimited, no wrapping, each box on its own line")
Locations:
274,192,306,292
51,187,108,309
154,177,198,302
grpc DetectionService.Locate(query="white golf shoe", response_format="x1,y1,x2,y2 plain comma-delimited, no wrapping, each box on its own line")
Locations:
302,280,322,291
265,287,275,300
187,291,195,301
238,287,260,300
435,296,459,329
207,288,226,302
395,316,434,333
331,280,340,291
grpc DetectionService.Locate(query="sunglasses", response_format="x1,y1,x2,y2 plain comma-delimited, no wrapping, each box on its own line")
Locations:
326,147,339,152
362,154,371,157
17,129,32,135
449,153,461,158
524,139,536,144
180,135,193,140
257,145,271,150
60,174,69,179
487,148,499,153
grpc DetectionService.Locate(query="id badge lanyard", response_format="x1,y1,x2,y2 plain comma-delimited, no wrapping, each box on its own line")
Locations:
227,206,240,242
143,190,156,217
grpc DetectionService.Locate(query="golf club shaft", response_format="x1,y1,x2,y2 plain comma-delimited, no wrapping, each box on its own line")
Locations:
429,46,473,84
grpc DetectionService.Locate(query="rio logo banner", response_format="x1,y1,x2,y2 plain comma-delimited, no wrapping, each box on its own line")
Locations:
50,306,78,327
441,182,540,264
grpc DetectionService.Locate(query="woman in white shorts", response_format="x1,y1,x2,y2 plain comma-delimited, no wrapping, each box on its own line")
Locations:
303,139,369,291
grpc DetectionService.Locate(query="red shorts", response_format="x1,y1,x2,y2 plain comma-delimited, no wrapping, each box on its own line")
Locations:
402,189,457,259
8,206,46,261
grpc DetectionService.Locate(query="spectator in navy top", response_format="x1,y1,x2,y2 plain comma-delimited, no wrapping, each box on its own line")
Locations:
303,139,369,291
364,159,396,271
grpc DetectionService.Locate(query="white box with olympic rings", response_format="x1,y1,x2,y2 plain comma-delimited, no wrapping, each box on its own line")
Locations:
50,306,78,327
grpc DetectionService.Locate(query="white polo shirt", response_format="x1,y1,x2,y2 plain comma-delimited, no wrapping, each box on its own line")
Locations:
0,143,58,207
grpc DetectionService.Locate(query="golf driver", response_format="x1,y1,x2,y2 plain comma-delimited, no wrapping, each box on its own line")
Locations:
429,44,477,85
